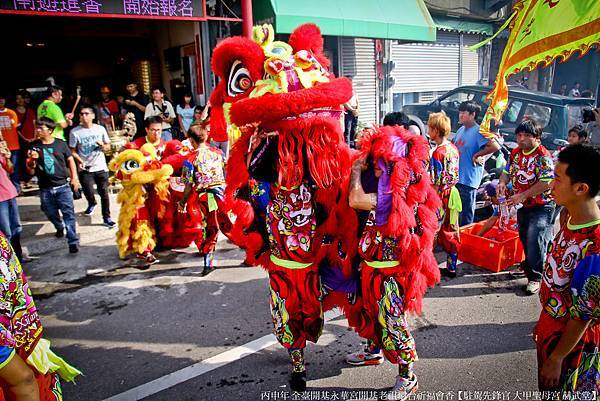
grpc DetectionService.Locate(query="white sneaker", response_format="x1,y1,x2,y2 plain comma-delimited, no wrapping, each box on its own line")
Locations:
345,347,384,366
526,280,540,295
387,374,418,400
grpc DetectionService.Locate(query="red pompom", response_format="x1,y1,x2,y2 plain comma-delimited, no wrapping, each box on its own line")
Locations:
288,23,330,70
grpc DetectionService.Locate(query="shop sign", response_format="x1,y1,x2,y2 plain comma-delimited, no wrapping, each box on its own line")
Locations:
3,0,205,20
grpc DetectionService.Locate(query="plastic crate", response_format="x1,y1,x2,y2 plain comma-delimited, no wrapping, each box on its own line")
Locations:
458,221,524,273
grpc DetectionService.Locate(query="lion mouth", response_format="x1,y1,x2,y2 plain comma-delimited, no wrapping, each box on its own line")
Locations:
229,77,352,127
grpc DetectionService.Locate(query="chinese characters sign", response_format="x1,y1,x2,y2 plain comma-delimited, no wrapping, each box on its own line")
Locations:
4,0,204,19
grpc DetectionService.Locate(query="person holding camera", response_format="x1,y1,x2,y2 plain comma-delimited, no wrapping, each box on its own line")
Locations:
583,107,600,145
144,87,175,142
69,104,115,228
25,118,80,254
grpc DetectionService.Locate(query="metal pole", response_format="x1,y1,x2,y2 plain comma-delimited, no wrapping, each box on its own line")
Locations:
241,0,253,38
458,33,464,86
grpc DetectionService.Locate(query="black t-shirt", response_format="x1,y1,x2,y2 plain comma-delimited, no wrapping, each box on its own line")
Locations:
124,92,149,138
29,139,72,189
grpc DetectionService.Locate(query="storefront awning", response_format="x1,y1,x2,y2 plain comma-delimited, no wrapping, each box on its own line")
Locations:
433,16,494,36
254,0,437,42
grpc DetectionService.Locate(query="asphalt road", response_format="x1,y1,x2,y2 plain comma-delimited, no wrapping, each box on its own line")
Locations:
35,244,541,401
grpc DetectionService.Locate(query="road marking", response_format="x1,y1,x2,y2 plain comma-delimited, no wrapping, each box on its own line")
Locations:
103,309,342,401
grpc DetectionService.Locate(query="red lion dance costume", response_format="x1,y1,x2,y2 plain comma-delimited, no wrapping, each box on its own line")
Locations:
124,138,210,256
210,24,440,393
349,126,441,396
210,23,358,391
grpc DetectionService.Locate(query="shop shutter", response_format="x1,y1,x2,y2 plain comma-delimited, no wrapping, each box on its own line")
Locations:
341,37,378,125
461,34,482,86
391,32,460,94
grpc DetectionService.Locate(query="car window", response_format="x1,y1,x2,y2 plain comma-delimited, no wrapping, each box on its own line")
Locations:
439,91,474,109
567,105,586,129
522,103,552,128
504,100,523,124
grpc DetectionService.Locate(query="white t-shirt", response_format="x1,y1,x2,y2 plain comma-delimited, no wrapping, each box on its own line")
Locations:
144,101,176,130
69,124,110,172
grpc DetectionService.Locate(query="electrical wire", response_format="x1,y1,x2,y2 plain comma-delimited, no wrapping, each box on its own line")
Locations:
219,0,240,20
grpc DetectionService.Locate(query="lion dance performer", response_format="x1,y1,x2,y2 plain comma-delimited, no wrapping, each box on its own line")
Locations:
427,112,461,277
0,233,80,400
347,125,441,398
178,122,228,276
209,23,359,391
110,143,172,266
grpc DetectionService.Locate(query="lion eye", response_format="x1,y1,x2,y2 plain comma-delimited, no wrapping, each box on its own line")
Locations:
122,160,140,172
227,60,253,97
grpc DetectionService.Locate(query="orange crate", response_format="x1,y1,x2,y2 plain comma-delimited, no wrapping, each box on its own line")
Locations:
457,221,524,272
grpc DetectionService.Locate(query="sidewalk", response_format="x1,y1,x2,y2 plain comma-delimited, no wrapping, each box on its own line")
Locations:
19,187,123,295
18,186,241,297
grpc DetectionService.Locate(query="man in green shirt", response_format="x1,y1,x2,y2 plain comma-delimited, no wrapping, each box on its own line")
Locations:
37,86,73,141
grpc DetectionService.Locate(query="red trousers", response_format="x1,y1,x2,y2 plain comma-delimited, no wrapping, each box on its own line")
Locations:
359,262,418,365
267,261,323,349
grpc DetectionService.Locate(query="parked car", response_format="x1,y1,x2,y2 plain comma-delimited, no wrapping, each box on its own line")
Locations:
402,85,595,150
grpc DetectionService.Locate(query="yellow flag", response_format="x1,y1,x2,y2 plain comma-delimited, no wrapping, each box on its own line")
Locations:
479,0,600,139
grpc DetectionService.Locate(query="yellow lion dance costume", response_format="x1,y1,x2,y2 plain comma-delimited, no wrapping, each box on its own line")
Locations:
109,144,173,259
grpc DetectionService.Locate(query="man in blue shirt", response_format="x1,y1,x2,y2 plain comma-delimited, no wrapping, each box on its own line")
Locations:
452,101,500,226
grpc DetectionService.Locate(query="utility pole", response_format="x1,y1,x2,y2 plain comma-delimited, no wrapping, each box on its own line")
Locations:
379,40,395,122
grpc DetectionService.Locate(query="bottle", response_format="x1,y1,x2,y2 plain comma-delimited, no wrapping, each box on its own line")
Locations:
498,196,510,232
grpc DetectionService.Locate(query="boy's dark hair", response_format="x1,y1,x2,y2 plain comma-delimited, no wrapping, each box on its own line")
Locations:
515,119,542,139
558,144,600,197
45,85,63,98
151,86,164,94
78,103,95,113
36,117,56,130
383,112,411,128
568,125,588,141
458,101,481,118
145,116,163,128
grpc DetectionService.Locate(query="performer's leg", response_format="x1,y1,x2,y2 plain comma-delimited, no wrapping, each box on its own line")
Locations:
288,348,307,392
202,209,219,254
362,266,418,399
199,198,219,275
268,267,322,391
446,252,458,276
378,276,418,400
439,208,460,278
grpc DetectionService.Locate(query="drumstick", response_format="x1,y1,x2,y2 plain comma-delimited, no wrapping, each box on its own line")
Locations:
70,86,82,115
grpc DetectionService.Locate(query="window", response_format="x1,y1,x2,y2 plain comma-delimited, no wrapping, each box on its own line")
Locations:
567,105,586,130
504,101,523,124
522,103,552,128
439,91,474,109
